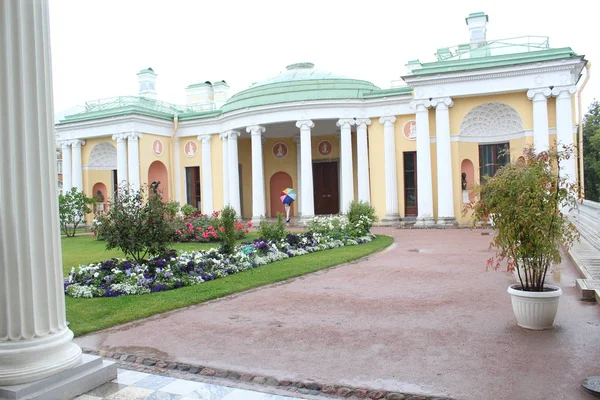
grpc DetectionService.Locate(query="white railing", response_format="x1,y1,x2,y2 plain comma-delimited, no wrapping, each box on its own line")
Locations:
571,200,600,250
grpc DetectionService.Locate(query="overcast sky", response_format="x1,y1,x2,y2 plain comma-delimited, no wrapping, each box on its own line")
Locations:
49,0,598,119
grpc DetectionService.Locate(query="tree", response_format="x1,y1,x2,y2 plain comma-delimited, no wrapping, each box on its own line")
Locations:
582,101,600,201
58,188,94,237
94,184,175,262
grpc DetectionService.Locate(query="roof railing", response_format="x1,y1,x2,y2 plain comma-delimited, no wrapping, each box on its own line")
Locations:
435,36,550,61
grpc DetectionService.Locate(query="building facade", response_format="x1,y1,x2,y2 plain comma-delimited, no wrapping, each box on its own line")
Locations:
55,12,588,225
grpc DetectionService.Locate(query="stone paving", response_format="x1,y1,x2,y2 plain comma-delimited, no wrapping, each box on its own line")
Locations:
76,228,600,400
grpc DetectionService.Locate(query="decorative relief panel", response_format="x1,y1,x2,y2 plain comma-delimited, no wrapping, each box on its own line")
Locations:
88,142,117,168
460,102,524,137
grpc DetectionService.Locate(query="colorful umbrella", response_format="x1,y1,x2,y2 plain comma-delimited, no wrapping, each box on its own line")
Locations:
280,188,296,205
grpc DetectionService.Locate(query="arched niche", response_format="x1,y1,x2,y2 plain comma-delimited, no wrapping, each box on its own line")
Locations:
460,159,475,190
269,171,293,217
148,161,169,202
460,102,524,140
92,182,108,213
88,142,117,169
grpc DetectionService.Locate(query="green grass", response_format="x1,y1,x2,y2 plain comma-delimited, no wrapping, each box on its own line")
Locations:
61,233,259,276
64,234,393,336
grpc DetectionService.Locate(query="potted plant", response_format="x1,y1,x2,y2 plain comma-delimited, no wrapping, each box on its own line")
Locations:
467,146,579,330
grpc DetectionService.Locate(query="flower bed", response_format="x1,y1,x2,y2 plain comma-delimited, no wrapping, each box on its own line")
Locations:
171,211,252,242
64,231,375,298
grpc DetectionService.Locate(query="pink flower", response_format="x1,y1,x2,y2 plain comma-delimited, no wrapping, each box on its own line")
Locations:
247,221,253,228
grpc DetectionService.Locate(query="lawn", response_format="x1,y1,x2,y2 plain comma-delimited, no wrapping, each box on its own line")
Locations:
63,234,393,336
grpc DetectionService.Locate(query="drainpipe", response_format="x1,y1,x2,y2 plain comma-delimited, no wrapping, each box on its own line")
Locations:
577,62,591,199
169,114,179,204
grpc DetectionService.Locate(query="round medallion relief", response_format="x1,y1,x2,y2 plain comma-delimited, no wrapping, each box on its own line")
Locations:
152,140,164,156
403,120,417,140
317,140,333,156
184,141,198,158
272,142,288,159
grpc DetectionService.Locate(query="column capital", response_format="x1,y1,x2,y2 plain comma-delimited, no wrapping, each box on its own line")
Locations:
527,87,552,101
224,130,240,140
126,132,143,141
355,118,372,127
379,116,396,126
57,140,71,148
70,139,85,148
551,85,577,98
430,97,454,109
296,119,314,129
219,132,228,141
112,133,129,141
410,99,431,111
336,118,356,128
198,135,211,143
246,125,266,136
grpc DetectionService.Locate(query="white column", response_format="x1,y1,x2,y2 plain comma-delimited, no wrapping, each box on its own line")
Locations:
127,132,142,192
198,135,214,214
296,120,315,218
337,118,356,213
112,133,129,188
173,137,182,204
431,97,456,225
294,135,302,216
220,132,229,207
247,125,266,223
71,140,85,192
227,130,241,216
552,85,578,183
0,0,82,385
355,118,371,203
61,141,72,193
527,88,552,153
411,100,435,225
379,116,399,221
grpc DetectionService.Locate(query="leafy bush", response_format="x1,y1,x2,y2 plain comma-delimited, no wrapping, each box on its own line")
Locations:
59,188,94,237
181,204,197,216
94,184,175,262
258,213,287,241
306,215,349,240
171,210,250,242
467,147,579,291
219,206,237,255
165,201,180,219
346,201,378,237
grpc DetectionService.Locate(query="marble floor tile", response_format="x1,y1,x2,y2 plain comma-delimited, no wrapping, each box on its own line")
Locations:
133,374,177,391
84,382,128,398
145,391,184,400
183,382,234,399
104,386,155,400
221,389,279,400
111,369,150,385
159,379,203,395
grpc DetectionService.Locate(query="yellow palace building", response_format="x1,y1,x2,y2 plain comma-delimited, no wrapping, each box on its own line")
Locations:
55,12,588,225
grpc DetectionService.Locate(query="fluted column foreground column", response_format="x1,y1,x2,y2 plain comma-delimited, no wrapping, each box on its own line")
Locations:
411,100,435,225
112,133,129,188
173,137,182,204
227,130,241,216
0,0,82,385
355,118,371,203
527,88,551,153
297,120,315,218
199,135,214,214
127,132,142,192
379,116,399,221
220,133,229,207
552,85,578,184
431,97,456,225
248,125,266,223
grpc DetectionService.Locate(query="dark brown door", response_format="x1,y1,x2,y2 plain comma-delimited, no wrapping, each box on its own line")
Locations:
313,161,339,215
403,152,418,216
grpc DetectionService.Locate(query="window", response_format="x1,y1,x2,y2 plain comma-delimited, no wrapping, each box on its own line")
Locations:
479,143,509,181
185,166,201,210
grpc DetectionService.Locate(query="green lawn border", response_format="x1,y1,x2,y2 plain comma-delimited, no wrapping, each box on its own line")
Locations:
66,234,393,337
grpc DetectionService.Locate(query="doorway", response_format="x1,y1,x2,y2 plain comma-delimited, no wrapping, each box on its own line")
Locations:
269,171,293,217
313,161,339,215
403,152,418,217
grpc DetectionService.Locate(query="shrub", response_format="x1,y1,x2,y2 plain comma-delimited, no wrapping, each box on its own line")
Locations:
165,201,180,219
346,201,377,237
306,215,349,240
219,206,237,255
58,188,94,237
181,204,197,216
258,213,287,241
94,184,175,262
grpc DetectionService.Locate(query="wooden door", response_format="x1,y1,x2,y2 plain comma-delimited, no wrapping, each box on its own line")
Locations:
270,172,293,217
313,161,339,215
403,152,418,216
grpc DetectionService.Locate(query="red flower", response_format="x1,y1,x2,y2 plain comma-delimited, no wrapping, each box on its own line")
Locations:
245,229,249,233
218,226,225,232
247,221,253,228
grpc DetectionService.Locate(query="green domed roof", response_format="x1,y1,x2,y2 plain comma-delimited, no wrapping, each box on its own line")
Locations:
221,63,379,113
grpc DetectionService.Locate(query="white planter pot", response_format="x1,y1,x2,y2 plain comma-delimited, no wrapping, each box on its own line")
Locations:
507,284,562,330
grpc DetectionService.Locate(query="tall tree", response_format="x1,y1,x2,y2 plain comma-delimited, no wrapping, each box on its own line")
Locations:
582,101,600,201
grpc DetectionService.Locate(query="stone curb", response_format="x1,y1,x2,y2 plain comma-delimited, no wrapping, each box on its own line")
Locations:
82,348,453,400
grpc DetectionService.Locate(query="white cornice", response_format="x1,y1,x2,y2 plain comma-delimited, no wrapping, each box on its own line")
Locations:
55,114,173,140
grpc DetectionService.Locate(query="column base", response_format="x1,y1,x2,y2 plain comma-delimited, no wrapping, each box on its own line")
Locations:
436,217,457,227
381,214,400,224
415,216,436,226
0,354,116,400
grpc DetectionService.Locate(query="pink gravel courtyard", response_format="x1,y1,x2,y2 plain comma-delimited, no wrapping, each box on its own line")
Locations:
76,228,600,400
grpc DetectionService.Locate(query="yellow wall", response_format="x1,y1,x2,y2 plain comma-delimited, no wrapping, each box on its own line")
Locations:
238,138,252,219
264,137,298,217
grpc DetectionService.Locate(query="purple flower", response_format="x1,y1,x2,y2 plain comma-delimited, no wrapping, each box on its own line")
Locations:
164,271,173,279
125,268,131,277
156,259,167,268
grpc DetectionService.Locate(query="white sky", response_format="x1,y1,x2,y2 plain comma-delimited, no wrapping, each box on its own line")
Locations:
49,0,598,118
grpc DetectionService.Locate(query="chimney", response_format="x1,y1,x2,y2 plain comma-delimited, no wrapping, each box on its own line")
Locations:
213,80,229,109
185,81,215,111
465,12,488,48
137,67,157,99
